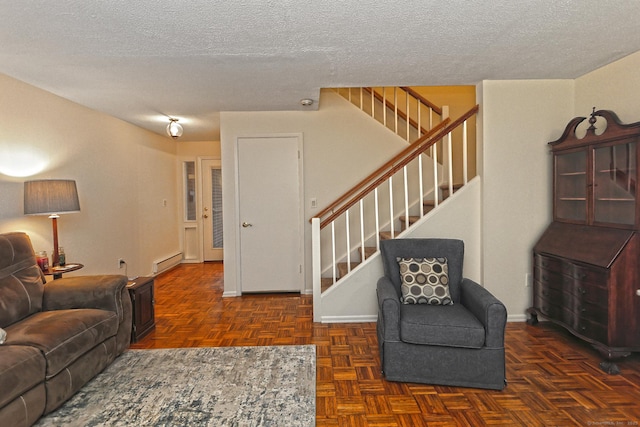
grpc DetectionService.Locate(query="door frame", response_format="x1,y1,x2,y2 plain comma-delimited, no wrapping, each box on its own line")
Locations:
233,133,305,295
201,158,224,261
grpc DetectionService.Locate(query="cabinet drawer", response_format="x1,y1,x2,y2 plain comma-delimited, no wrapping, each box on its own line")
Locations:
535,255,568,275
537,296,562,321
534,266,566,292
572,280,608,306
569,264,607,285
534,279,569,306
575,318,608,343
572,300,608,325
537,295,576,326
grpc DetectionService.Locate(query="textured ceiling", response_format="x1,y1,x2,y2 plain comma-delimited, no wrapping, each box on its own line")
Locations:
1,1,640,141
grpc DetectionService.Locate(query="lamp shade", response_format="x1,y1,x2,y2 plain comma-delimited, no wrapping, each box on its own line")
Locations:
24,180,80,216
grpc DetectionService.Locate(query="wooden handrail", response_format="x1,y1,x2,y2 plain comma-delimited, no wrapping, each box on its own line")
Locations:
316,104,479,229
400,87,442,115
313,118,450,222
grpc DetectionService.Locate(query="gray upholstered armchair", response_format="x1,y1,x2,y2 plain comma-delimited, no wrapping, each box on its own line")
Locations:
376,238,507,390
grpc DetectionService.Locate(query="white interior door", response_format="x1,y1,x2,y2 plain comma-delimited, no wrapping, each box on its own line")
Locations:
237,135,303,293
202,159,223,261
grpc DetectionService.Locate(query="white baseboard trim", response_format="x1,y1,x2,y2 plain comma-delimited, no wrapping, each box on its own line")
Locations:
317,313,529,324
222,291,238,298
508,313,529,322
320,314,378,323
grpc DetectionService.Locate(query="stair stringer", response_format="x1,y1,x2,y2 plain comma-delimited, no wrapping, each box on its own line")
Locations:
318,177,482,323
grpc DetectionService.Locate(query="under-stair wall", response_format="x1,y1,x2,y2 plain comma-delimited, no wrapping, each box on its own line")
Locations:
317,177,482,323
220,89,414,296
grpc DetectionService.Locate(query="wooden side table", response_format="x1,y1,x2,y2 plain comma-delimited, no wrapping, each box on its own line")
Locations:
44,263,84,280
126,276,156,343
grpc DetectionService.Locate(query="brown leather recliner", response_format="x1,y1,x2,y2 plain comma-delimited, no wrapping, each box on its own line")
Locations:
0,232,132,427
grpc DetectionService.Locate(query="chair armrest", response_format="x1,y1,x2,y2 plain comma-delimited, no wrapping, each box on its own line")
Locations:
43,275,128,321
376,276,401,341
460,278,507,348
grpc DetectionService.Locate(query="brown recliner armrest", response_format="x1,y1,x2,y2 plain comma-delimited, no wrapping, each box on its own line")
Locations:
43,275,128,321
43,274,132,353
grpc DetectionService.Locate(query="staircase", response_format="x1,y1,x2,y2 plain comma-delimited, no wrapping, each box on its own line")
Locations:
311,87,479,321
334,87,445,142
320,182,463,292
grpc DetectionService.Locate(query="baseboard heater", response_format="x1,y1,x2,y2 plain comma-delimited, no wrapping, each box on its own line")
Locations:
152,252,182,275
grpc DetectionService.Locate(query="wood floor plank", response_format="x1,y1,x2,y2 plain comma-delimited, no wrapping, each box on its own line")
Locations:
130,263,640,426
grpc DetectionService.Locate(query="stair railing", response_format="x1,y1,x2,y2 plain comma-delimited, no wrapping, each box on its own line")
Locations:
335,87,445,142
311,105,479,310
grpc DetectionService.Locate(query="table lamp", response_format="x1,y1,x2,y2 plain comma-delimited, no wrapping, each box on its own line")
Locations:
24,179,80,266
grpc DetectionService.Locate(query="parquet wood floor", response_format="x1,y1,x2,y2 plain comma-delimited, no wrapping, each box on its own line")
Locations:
130,263,640,426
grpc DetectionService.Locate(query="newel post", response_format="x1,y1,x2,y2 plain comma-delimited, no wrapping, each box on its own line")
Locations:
311,217,322,322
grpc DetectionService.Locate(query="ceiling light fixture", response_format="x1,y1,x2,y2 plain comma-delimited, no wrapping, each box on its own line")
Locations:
300,98,314,107
166,118,183,139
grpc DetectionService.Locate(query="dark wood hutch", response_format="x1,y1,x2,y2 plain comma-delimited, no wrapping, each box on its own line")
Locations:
528,109,640,373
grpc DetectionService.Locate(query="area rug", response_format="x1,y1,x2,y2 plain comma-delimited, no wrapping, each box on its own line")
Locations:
36,345,316,427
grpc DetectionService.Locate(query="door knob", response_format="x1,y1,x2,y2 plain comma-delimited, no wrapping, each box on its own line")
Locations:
242,222,252,228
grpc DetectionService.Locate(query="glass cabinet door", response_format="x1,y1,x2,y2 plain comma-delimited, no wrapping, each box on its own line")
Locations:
593,142,637,226
555,150,587,222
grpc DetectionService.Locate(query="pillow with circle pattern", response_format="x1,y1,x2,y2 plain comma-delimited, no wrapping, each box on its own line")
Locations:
397,257,453,305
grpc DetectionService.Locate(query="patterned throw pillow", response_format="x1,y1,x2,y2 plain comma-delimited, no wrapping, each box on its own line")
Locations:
397,257,453,305
0,327,6,344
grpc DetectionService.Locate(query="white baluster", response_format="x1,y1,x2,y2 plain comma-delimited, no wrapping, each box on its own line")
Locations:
417,100,422,138
403,166,409,231
406,92,410,142
331,221,336,284
359,199,365,261
389,176,394,238
463,120,468,184
447,132,453,197
419,155,424,218
433,143,439,207
374,188,380,252
311,218,321,321
345,210,351,274
383,88,387,128
394,88,398,134
371,88,375,119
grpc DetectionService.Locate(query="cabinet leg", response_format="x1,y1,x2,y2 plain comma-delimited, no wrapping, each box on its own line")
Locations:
599,361,620,375
525,308,538,325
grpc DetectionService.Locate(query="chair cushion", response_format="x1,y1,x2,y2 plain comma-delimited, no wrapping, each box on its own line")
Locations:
400,304,485,348
4,309,118,378
380,239,464,303
398,257,453,305
0,345,46,408
0,232,46,327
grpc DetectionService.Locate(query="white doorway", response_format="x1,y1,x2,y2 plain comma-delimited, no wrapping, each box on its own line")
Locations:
236,135,303,293
202,159,223,261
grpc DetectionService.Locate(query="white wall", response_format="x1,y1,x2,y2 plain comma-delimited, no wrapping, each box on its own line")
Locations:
220,90,412,295
0,73,180,278
575,50,640,122
478,80,575,321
